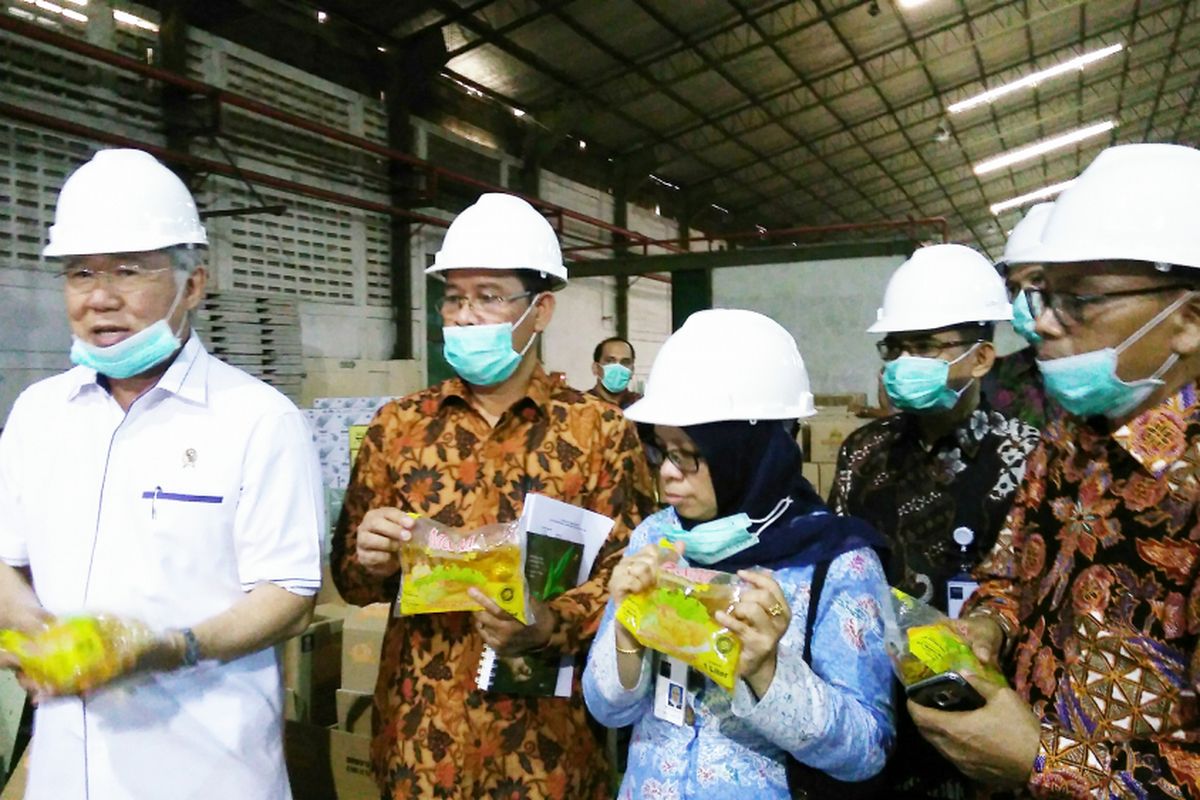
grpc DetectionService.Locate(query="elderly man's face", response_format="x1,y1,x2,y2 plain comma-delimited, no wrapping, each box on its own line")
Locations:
63,251,205,349
1034,260,1193,381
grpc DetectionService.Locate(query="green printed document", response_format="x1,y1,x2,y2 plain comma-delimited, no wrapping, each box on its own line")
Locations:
475,494,613,697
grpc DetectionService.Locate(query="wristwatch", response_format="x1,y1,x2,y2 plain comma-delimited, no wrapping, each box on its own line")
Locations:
179,627,202,667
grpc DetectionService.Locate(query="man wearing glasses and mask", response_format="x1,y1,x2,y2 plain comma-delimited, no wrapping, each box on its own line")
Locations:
912,144,1200,798
331,193,654,800
982,203,1053,429
829,244,1041,798
0,150,324,798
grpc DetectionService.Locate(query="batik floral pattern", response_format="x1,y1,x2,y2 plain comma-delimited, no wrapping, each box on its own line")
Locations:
332,368,655,800
968,384,1200,799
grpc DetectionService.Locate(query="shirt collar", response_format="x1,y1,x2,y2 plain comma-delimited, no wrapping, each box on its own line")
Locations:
437,364,555,418
1111,382,1199,477
65,332,209,406
901,402,992,459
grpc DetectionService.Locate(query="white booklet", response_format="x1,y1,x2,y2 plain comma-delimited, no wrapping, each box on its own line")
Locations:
475,493,614,697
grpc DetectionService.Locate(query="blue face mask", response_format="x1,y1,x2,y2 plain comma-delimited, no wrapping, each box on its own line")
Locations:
442,298,539,386
1037,291,1193,419
1011,290,1042,344
600,363,633,393
70,279,187,379
662,498,791,565
883,344,977,414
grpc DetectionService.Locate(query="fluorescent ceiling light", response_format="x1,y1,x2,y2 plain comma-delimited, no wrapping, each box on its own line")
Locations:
112,8,156,31
949,43,1123,114
989,179,1074,215
973,120,1115,175
16,0,86,21
898,0,934,7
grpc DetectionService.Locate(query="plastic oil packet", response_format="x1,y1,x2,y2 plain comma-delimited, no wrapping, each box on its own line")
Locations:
615,550,745,691
884,588,1006,687
0,615,153,694
399,517,530,622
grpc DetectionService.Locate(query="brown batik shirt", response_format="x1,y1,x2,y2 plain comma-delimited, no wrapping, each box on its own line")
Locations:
331,366,654,800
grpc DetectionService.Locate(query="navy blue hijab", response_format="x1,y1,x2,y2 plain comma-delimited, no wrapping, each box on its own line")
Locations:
676,420,886,572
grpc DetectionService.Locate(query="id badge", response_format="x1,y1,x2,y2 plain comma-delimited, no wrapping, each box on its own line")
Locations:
946,577,979,620
653,656,690,726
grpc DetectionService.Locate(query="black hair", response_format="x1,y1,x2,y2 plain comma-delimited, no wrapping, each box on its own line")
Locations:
593,336,636,363
516,270,557,296
966,322,996,342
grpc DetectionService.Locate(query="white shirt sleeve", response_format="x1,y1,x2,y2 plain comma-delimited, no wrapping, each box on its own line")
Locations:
0,401,30,567
233,409,324,595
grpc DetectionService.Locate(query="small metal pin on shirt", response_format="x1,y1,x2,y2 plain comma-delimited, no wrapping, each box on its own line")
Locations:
183,448,197,468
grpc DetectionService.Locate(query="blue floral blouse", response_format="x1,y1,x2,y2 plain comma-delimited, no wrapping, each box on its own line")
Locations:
583,507,896,800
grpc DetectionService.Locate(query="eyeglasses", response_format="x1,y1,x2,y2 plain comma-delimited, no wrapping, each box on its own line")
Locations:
876,339,982,362
644,442,703,474
1005,281,1043,301
1025,284,1194,328
438,290,533,318
60,263,173,293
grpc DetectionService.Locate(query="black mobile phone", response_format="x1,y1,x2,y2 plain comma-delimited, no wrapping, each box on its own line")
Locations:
906,672,986,712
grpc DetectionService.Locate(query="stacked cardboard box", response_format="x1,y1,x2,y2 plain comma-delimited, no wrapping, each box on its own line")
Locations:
284,601,390,800
800,406,871,500
281,604,347,727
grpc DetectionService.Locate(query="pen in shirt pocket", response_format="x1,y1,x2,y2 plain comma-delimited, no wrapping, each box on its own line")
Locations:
141,486,224,519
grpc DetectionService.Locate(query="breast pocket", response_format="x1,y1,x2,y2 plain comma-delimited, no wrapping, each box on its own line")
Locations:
140,486,236,583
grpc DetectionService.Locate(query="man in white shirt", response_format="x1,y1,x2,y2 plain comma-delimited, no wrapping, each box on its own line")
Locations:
0,149,323,799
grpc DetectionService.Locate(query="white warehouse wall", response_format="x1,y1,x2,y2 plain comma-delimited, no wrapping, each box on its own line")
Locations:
713,255,907,404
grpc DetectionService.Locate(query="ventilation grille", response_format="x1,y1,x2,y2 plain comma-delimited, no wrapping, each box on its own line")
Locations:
194,290,303,402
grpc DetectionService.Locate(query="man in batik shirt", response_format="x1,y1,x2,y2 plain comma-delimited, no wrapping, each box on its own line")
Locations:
331,194,654,800
832,244,1040,615
912,144,1200,798
831,244,1040,798
983,202,1054,430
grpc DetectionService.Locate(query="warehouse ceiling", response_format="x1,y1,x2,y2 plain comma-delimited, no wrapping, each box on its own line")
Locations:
152,0,1199,256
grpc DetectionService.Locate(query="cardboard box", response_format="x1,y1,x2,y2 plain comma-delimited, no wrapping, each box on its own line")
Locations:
285,722,376,800
803,410,869,464
331,729,376,799
317,562,345,606
813,393,867,409
282,605,347,726
802,462,820,491
341,603,390,694
0,750,27,800
817,463,837,501
336,689,373,737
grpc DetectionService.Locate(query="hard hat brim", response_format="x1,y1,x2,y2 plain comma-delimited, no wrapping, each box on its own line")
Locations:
424,262,568,290
624,394,817,426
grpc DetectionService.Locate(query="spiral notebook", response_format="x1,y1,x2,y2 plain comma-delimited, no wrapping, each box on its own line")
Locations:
476,493,612,697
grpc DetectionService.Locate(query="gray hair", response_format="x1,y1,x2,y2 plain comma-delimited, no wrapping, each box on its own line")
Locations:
167,244,206,280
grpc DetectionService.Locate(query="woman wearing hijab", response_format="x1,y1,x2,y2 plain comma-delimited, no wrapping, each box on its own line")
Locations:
583,309,894,799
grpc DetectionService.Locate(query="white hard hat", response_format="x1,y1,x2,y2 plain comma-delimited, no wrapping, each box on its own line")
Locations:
868,244,1012,334
428,193,568,289
997,202,1053,269
624,309,816,426
1024,144,1200,269
43,149,207,257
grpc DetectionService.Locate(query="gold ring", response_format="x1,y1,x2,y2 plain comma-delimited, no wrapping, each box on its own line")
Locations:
767,603,785,617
